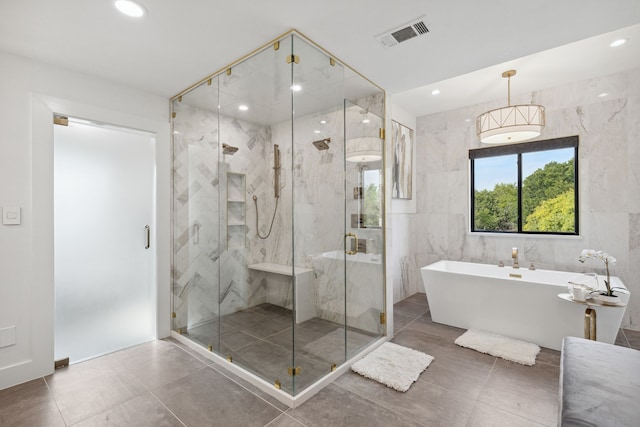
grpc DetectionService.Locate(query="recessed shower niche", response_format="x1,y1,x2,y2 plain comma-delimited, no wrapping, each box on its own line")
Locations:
170,30,386,405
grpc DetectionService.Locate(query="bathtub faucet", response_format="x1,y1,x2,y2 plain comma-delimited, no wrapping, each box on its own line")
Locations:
512,247,519,269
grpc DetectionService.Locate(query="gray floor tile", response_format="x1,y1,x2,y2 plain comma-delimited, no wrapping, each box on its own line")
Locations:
245,303,292,319
110,339,208,390
221,308,273,330
393,299,429,318
403,292,429,307
287,384,424,427
220,330,260,352
393,311,416,333
335,371,475,427
45,356,147,425
467,402,548,427
622,328,640,349
230,340,331,394
183,319,220,345
0,378,50,409
346,328,379,357
241,315,293,339
164,336,216,364
405,312,466,341
208,364,291,411
297,317,342,335
73,393,182,426
485,358,560,394
296,328,347,365
153,366,282,427
0,378,66,427
418,354,495,400
478,359,559,426
615,329,630,347
265,413,306,427
536,347,561,366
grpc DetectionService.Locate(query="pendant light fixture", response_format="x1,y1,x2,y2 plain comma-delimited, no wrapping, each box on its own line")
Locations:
476,70,545,144
346,110,382,162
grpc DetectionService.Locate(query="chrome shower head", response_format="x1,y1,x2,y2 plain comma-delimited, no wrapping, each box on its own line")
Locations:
222,143,239,155
313,138,331,150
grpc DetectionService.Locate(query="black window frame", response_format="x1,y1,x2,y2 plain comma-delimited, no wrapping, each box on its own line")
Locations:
469,135,579,235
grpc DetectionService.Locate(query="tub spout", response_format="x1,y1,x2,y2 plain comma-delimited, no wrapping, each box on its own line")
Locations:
512,247,519,269
529,262,536,270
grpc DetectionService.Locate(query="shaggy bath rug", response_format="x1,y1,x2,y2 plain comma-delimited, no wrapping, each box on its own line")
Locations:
350,342,434,392
454,329,540,366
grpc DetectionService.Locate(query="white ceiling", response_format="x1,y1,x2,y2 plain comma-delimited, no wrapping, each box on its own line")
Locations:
1,1,639,117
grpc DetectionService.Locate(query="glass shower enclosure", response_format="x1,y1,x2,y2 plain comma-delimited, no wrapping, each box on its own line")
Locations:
171,31,385,399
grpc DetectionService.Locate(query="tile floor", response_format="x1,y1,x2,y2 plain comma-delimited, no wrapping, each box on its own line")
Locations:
182,304,377,394
1,293,639,426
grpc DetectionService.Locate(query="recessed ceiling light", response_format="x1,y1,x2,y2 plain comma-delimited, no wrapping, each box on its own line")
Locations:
238,105,248,111
431,89,441,95
114,0,146,18
465,118,471,123
362,118,370,124
314,130,321,134
291,84,302,92
610,39,627,47
598,92,608,98
320,120,327,124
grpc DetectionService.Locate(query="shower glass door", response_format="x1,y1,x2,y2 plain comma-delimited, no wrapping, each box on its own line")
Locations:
343,93,386,350
171,75,222,352
216,36,296,389
291,34,348,394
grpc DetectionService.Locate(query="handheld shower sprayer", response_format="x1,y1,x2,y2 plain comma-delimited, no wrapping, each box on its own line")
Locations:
254,144,280,239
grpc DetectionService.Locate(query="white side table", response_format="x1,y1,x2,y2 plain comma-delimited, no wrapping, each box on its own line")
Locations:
558,293,626,340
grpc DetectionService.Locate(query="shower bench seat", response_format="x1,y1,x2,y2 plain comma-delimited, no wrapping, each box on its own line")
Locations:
248,263,315,323
248,263,313,276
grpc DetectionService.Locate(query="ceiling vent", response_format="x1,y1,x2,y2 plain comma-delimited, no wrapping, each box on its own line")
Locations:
375,16,429,48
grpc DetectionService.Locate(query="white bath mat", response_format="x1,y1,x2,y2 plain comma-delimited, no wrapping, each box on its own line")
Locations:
350,342,434,392
454,329,540,366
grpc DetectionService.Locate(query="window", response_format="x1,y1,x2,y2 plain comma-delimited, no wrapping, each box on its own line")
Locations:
360,167,382,228
469,136,579,234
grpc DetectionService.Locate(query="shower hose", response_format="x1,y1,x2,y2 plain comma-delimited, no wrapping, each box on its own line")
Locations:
253,195,279,239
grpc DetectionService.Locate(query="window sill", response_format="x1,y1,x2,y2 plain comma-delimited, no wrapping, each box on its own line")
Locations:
468,231,583,240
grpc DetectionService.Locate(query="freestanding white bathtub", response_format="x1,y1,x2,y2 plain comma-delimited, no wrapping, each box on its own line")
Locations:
421,260,630,351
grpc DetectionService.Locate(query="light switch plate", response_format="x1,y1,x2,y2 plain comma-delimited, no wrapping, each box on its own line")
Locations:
2,206,21,225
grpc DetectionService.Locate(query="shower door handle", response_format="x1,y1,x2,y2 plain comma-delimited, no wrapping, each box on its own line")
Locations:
145,225,150,249
345,233,358,255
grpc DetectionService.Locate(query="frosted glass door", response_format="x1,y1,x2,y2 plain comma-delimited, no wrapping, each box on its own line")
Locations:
54,120,155,363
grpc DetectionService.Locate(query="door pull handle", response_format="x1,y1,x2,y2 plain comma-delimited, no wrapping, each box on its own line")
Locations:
345,233,358,255
145,225,150,249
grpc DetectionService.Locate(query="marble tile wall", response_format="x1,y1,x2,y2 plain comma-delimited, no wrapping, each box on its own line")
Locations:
172,102,272,328
400,68,640,329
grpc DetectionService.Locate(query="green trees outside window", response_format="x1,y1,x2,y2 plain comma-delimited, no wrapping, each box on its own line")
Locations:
362,168,382,228
470,136,578,235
